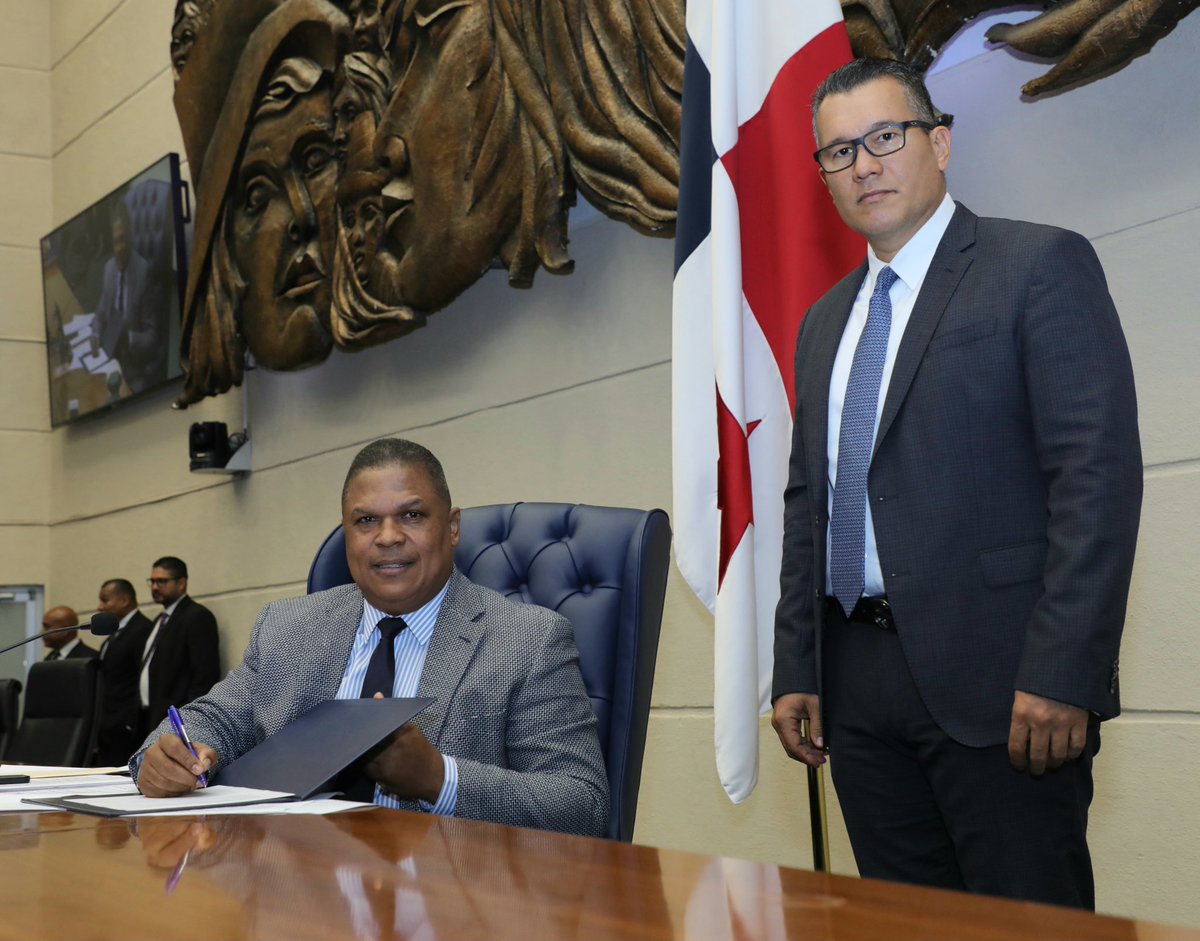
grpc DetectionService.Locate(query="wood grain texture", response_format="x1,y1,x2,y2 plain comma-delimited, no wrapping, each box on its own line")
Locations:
1,808,1196,940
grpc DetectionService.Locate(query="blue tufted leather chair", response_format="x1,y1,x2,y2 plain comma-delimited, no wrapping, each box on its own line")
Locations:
307,502,672,842
123,179,173,270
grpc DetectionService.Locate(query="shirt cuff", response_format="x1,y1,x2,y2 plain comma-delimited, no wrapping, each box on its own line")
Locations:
418,755,458,816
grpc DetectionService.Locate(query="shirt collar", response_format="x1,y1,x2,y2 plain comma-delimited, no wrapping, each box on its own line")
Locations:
866,192,956,292
359,575,452,648
118,610,137,630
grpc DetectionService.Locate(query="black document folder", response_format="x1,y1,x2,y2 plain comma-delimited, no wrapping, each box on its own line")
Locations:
217,697,434,798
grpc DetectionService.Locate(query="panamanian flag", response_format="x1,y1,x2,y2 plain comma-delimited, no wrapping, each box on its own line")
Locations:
672,0,862,803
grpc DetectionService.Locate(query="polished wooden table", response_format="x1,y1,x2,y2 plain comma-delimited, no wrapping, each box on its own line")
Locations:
0,808,1194,941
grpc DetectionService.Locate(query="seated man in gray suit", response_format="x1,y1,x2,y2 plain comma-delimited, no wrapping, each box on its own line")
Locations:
132,438,608,837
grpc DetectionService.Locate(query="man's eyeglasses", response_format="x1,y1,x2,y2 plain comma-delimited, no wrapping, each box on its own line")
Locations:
813,115,953,173
147,577,180,587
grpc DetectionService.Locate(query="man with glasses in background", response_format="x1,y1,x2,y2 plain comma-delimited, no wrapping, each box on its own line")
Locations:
771,58,1142,908
138,556,220,740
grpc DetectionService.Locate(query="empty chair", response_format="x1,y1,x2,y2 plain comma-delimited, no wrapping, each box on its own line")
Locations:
308,502,672,841
4,658,102,766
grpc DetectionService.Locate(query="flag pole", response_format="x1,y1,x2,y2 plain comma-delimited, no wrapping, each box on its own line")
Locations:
804,719,830,871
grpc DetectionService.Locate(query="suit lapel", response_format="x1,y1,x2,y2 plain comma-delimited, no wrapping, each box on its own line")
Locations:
314,586,367,701
415,570,485,745
802,262,867,512
875,204,977,452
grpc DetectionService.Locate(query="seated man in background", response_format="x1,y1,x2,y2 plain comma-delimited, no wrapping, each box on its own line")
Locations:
92,579,154,766
40,606,97,661
133,438,608,837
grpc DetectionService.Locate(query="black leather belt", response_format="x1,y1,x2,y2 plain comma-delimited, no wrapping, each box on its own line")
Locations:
826,596,896,631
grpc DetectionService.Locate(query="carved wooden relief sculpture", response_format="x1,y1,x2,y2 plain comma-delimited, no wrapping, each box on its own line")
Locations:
171,0,1193,405
842,0,1199,96
170,0,683,405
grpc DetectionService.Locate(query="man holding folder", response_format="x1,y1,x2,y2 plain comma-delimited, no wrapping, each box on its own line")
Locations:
133,439,608,837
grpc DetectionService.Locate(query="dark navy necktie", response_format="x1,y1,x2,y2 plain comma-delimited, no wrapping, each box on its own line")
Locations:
830,266,898,616
344,616,408,802
360,616,407,699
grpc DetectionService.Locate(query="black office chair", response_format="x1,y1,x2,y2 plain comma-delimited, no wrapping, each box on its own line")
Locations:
0,678,21,758
4,659,102,766
307,502,672,842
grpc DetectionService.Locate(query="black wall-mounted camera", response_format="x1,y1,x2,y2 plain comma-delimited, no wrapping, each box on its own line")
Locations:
189,422,250,474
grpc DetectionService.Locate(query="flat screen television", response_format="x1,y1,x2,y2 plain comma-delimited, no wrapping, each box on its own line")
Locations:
41,153,190,427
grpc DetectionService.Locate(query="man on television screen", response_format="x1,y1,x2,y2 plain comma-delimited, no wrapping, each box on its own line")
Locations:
94,199,167,396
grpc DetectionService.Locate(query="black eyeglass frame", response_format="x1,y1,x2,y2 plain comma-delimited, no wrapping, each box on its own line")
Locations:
813,115,953,173
147,577,182,587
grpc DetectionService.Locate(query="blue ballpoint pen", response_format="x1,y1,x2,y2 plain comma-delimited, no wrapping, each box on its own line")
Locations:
167,705,208,788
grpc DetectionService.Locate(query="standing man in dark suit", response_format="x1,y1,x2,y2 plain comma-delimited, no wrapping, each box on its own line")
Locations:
40,606,97,660
771,58,1142,909
92,579,154,766
138,556,220,739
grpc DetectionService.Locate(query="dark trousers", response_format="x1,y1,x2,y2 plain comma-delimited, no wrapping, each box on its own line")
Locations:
822,603,1099,909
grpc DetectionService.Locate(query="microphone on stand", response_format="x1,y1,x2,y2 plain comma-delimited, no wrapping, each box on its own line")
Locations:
0,613,121,659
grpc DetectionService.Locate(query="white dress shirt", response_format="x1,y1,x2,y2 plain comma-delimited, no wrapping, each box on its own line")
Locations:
140,596,183,707
826,193,956,597
335,579,458,815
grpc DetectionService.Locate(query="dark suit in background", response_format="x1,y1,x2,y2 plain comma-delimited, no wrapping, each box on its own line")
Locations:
63,642,98,660
94,611,153,766
772,60,1142,910
143,595,220,733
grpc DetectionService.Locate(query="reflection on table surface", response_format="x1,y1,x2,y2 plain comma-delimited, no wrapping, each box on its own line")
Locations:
0,808,1194,941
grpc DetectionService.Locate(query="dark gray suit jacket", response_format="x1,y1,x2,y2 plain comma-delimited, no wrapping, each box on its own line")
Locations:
133,570,608,836
773,203,1143,746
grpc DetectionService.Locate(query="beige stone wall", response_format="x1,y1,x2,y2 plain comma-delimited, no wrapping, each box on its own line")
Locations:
0,1,51,586
0,0,1194,928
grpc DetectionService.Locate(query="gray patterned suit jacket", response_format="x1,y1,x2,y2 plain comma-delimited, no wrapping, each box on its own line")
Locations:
773,203,1143,746
132,569,609,836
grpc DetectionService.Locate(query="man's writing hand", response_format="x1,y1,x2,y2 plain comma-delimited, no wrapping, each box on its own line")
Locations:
1008,690,1089,775
137,735,217,797
771,693,827,768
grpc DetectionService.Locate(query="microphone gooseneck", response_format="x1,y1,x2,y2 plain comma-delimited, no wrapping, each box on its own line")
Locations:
0,612,122,658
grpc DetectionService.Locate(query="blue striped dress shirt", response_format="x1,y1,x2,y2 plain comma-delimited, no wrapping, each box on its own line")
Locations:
335,579,458,814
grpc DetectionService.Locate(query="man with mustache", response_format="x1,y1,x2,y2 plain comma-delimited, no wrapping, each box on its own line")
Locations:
132,438,608,837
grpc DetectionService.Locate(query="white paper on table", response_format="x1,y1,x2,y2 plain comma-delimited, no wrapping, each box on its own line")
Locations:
0,779,135,813
0,764,129,779
20,785,297,816
136,798,376,817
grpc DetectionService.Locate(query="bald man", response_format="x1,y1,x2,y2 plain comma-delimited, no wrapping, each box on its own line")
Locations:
41,606,97,661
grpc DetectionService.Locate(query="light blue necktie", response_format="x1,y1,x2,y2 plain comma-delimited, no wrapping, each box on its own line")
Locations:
830,266,898,616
